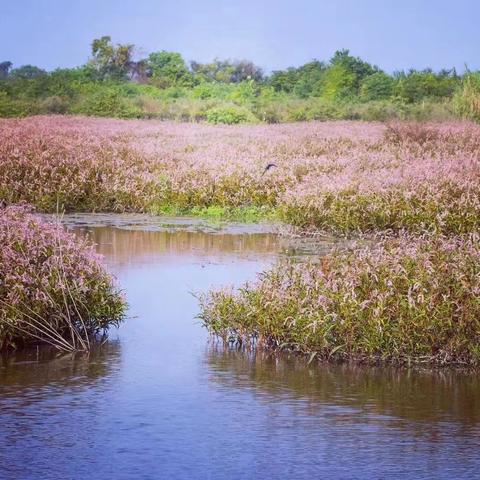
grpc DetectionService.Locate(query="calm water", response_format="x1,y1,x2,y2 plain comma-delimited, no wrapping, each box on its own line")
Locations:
1,215,479,480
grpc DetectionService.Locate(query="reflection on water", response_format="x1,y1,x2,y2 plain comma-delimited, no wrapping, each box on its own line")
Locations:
0,343,121,391
205,345,480,425
77,226,281,268
58,213,344,268
1,215,479,480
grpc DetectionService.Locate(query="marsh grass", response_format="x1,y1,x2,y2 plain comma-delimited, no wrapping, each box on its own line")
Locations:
1,116,479,235
0,206,126,351
199,233,480,366
2,117,479,362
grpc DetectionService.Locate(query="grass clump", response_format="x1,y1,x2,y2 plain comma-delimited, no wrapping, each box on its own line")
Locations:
205,105,258,124
280,183,480,235
453,73,480,122
199,233,480,366
0,205,126,351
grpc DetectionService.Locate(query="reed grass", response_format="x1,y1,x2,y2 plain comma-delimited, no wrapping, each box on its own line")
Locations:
199,233,480,366
1,116,479,235
0,205,126,351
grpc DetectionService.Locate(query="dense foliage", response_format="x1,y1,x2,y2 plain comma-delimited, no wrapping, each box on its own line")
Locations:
0,205,126,351
1,37,479,123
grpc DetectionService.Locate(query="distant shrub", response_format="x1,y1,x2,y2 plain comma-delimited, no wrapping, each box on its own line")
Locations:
39,95,69,114
192,83,229,100
401,100,454,122
228,80,260,105
287,106,309,122
309,100,345,120
0,92,37,117
72,88,141,118
206,105,257,124
348,101,400,121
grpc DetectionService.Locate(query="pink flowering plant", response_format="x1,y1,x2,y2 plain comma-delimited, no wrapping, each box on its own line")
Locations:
1,116,479,234
2,116,480,362
199,233,480,366
0,205,126,351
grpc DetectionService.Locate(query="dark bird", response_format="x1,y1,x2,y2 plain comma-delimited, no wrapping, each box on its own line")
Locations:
262,163,277,176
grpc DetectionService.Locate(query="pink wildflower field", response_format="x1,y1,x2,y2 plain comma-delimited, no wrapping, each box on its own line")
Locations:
1,115,479,360
1,115,479,233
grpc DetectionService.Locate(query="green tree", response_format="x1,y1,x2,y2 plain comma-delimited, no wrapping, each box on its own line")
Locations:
191,58,262,84
320,64,356,100
268,68,299,93
360,72,395,101
191,59,233,83
230,60,263,83
89,36,135,81
10,65,47,79
268,61,325,97
394,69,459,103
293,60,326,98
329,49,378,92
147,51,193,87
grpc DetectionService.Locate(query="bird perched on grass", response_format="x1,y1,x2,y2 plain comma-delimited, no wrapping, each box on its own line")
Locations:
262,163,277,176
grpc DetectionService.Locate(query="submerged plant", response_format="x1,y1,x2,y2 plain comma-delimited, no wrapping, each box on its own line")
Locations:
0,205,126,351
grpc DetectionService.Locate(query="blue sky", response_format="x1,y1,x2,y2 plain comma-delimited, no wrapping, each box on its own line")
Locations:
2,0,479,73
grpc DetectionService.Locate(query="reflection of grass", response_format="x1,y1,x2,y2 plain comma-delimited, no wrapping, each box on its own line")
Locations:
205,346,480,424
0,341,122,391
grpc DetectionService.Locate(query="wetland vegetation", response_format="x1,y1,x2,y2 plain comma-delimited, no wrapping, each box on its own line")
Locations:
0,114,479,362
200,234,480,366
1,40,479,364
0,206,126,351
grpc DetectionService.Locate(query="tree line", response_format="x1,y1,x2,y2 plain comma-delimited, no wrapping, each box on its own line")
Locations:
0,36,478,122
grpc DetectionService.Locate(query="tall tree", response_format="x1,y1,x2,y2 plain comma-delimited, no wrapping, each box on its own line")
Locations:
230,60,263,83
89,36,135,81
147,51,192,87
329,49,378,92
